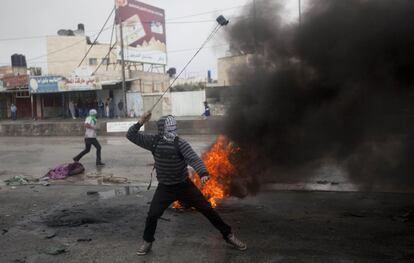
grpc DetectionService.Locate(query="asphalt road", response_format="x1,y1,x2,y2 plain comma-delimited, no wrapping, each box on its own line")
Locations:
0,135,217,186
0,185,413,263
0,135,413,262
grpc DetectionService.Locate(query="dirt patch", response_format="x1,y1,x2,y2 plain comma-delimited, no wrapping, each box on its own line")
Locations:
45,209,107,227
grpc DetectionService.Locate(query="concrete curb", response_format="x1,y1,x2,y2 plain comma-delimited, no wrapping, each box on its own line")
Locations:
0,118,224,136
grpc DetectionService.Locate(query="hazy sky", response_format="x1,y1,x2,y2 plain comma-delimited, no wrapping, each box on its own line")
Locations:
0,0,305,78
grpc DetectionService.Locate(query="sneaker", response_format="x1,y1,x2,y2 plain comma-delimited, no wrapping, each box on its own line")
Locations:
96,162,105,166
136,241,152,256
226,233,247,251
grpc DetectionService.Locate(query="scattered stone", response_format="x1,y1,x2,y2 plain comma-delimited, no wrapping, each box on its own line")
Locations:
45,209,106,227
41,181,50,186
159,217,171,222
77,238,92,242
5,175,29,186
103,176,128,184
43,246,66,255
45,232,56,239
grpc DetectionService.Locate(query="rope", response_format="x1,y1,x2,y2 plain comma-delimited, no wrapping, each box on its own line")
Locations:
149,24,222,112
92,42,117,75
77,6,116,67
106,14,116,71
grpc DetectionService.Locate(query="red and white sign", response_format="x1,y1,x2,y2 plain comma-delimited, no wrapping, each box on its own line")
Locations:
2,75,28,88
115,0,167,65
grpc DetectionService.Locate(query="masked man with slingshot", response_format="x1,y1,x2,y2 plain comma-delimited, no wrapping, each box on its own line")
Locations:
126,111,247,255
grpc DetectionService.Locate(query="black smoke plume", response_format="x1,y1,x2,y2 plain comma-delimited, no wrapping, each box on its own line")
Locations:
223,0,414,193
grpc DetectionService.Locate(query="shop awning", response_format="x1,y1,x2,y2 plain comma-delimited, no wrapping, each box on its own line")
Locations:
101,78,140,86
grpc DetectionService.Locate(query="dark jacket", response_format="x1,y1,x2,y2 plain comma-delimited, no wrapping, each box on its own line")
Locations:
126,123,209,185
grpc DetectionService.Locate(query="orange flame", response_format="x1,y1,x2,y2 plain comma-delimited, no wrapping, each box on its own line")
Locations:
173,135,237,209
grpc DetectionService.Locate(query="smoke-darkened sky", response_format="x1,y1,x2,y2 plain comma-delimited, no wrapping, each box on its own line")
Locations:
224,0,414,192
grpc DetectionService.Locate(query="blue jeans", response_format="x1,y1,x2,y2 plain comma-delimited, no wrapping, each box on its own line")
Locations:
11,112,16,120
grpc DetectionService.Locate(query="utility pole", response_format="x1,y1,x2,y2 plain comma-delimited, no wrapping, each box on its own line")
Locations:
119,18,128,117
253,0,257,54
30,94,34,120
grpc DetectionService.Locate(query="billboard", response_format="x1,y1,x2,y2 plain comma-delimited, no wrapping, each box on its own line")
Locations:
115,0,167,65
2,75,28,88
29,74,101,94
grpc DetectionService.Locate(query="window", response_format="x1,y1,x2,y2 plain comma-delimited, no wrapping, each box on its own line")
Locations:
102,58,109,65
89,58,98,65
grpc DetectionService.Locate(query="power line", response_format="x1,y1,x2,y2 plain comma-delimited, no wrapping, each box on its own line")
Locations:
0,25,114,42
78,6,116,67
165,20,216,24
92,42,117,75
0,5,250,43
0,5,247,41
0,26,113,66
3,44,227,65
150,23,223,112
166,4,246,21
0,19,227,42
4,44,229,65
0,7,244,66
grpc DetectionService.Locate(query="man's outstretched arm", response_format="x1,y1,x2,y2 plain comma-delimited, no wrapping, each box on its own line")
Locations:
126,112,154,151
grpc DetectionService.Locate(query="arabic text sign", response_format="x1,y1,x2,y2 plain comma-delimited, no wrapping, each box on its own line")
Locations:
29,76,65,93
29,75,102,93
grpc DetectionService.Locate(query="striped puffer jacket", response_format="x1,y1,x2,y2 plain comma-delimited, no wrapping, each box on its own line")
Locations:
126,121,209,185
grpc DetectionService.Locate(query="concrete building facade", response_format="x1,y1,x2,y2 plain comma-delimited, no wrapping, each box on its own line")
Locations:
0,65,32,119
217,54,252,87
43,33,171,119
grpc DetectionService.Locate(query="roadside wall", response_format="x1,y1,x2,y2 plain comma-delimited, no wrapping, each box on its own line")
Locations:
171,90,205,116
0,118,223,136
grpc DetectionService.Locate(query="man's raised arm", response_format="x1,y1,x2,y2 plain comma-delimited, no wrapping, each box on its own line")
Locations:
126,111,154,151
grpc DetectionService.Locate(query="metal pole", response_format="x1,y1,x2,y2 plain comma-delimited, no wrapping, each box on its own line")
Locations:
62,93,65,118
253,0,257,54
299,0,302,26
119,18,127,117
30,94,34,119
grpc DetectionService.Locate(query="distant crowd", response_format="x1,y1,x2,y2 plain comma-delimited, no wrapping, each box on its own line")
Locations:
68,97,125,119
